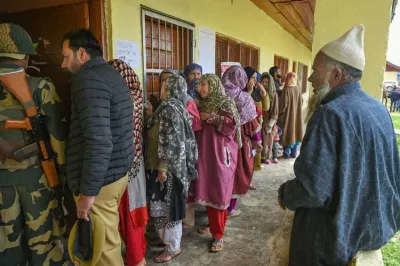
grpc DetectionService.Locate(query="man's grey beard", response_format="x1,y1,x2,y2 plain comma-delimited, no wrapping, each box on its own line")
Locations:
305,82,331,122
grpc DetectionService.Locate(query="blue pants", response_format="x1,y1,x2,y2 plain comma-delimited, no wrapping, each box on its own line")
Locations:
283,145,298,159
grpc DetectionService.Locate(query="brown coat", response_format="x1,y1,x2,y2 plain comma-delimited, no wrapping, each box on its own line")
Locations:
263,92,279,124
278,86,303,146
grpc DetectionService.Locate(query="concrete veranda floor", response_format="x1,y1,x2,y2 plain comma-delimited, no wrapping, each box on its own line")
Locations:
145,159,296,266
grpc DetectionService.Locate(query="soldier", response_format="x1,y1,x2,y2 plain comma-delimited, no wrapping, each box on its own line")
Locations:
0,23,67,265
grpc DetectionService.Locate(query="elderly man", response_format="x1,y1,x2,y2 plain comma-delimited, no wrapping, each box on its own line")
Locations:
278,25,400,266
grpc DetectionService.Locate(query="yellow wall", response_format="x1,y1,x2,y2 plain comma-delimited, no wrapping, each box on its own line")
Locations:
384,71,398,82
312,0,393,99
106,0,312,86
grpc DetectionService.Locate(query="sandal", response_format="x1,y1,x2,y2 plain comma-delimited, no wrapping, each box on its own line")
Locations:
210,238,224,253
227,209,242,218
197,226,211,234
154,249,182,263
249,184,256,190
136,258,146,266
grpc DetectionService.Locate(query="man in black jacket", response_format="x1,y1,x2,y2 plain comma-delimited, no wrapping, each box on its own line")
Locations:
61,29,134,265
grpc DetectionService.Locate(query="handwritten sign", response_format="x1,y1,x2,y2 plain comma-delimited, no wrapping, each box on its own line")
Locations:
115,40,140,68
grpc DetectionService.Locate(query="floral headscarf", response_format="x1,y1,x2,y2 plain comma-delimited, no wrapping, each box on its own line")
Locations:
146,74,198,197
222,65,257,125
108,59,143,180
184,63,202,98
159,69,177,86
196,74,242,147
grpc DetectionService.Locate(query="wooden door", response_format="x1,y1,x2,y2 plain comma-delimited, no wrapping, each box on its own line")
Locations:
4,0,105,125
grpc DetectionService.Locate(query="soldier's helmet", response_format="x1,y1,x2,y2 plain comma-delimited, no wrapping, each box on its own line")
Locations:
0,23,37,59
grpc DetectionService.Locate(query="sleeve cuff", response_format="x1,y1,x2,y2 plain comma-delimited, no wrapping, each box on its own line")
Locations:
268,119,277,127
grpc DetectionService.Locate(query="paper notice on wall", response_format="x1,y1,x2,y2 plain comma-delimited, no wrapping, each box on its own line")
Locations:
198,27,216,74
115,40,140,68
221,62,241,77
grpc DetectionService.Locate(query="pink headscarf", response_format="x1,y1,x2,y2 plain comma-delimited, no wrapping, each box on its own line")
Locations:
285,72,298,87
222,65,257,125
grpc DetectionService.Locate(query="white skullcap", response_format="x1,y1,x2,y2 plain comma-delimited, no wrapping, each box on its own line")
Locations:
320,24,365,71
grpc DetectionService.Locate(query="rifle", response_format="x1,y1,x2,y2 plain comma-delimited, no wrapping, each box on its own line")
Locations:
0,65,65,227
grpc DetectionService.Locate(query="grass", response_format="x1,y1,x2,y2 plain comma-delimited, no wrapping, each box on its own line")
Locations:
397,135,400,152
392,113,400,131
382,232,400,266
382,113,400,265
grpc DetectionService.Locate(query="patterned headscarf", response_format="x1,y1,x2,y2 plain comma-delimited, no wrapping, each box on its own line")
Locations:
108,59,143,180
146,74,198,197
222,65,257,125
165,73,192,106
197,74,242,147
184,63,202,98
159,69,177,87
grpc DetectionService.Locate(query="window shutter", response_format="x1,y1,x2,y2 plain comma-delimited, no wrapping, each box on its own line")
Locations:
250,48,259,71
215,34,259,76
143,11,194,97
215,35,228,77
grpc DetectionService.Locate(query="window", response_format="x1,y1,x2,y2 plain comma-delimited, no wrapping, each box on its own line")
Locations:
274,55,289,83
297,62,309,93
215,34,259,77
142,9,194,97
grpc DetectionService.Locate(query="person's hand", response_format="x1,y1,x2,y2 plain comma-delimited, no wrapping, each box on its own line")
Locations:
145,101,153,116
266,126,272,133
77,195,96,221
256,143,263,154
157,171,167,184
247,80,255,92
256,82,267,96
200,112,211,121
278,197,286,210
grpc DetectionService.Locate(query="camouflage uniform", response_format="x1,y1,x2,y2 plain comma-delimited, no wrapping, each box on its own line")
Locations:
0,23,67,266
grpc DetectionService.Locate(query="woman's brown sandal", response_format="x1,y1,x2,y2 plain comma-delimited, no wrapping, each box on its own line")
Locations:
210,238,224,253
197,226,211,235
136,258,146,266
154,249,182,263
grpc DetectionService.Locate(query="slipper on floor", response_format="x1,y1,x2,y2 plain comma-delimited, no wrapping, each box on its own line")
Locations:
154,249,182,263
210,238,224,253
227,209,242,218
197,227,211,234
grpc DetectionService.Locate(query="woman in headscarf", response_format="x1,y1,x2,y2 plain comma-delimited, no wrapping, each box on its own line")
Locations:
278,72,303,159
108,59,148,266
194,74,240,252
222,65,262,217
260,72,280,164
145,74,198,263
183,63,202,98
243,67,269,172
146,69,200,230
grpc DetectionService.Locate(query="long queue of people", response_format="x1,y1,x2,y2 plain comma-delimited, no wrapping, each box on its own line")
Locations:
137,60,304,262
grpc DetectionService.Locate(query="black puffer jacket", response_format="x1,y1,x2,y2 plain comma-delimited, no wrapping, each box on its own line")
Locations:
66,56,134,196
